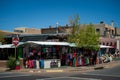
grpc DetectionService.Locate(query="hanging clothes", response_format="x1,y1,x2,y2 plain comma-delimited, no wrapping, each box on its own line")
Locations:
76,57,78,67
46,48,49,53
39,60,41,68
81,56,84,66
36,60,39,69
43,48,46,53
72,52,77,67
56,46,60,51
73,57,76,67
38,51,41,56
78,56,81,66
49,47,52,53
84,57,87,65
40,60,44,69
33,60,36,68
28,60,32,68
31,60,34,68
85,57,89,65
70,53,73,59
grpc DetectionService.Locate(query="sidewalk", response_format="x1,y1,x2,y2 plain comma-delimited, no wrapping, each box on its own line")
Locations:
1,60,120,73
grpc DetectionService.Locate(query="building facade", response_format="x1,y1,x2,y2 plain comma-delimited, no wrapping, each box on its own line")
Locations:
40,22,119,48
115,27,120,38
14,27,41,34
41,21,115,38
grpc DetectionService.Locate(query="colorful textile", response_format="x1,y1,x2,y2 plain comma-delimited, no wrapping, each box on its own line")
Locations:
36,60,39,69
33,60,36,68
78,57,81,65
73,57,76,67
40,60,44,68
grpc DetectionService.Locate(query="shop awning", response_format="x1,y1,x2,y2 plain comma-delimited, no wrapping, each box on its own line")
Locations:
22,41,114,48
0,44,14,48
100,45,113,48
69,43,76,47
26,41,70,46
0,42,24,48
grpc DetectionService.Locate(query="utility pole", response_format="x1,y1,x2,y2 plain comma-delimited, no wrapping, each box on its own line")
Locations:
56,22,59,34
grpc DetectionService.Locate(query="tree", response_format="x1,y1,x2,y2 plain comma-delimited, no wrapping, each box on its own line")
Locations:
67,15,100,50
69,14,80,34
76,24,100,50
0,34,5,44
67,14,80,43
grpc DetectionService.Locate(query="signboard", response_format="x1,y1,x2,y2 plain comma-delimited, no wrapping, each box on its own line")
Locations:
12,37,19,46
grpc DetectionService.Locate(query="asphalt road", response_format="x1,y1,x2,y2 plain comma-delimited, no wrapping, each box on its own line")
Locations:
0,65,120,80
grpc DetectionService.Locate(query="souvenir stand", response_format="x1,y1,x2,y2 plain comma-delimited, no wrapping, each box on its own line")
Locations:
22,41,70,69
22,42,109,69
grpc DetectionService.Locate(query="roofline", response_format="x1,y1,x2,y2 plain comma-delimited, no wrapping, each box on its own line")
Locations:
5,33,70,38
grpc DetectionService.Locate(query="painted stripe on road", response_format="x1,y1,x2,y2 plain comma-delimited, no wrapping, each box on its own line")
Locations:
82,73,120,78
0,74,31,79
0,72,14,74
46,70,63,72
36,76,101,80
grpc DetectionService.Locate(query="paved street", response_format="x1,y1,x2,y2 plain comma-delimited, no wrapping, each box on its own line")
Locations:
0,64,120,80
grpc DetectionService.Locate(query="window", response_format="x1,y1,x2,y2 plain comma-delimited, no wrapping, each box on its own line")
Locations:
112,30,114,34
105,28,108,31
96,29,100,33
14,30,23,33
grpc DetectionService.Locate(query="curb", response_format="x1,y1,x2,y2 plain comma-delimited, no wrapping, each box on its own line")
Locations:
1,60,120,73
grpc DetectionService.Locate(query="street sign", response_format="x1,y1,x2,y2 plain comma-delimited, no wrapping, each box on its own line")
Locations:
12,37,19,46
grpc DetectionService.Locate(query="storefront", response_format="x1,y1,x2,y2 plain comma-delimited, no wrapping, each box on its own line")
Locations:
22,41,108,69
0,41,116,68
21,41,72,69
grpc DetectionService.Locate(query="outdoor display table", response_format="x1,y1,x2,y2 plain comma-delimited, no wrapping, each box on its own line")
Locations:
44,59,61,68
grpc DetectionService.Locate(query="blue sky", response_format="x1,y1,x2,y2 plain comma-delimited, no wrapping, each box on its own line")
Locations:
0,0,120,31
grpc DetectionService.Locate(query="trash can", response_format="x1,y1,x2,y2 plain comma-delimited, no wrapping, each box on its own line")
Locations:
15,59,20,70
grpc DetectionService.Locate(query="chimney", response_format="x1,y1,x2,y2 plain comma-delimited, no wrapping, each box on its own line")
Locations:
49,25,52,28
100,21,104,24
66,24,68,27
111,20,114,27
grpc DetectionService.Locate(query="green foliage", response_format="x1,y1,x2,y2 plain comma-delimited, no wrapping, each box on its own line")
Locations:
76,24,100,50
69,14,80,26
0,35,5,44
7,56,16,70
68,14,100,50
69,14,80,34
68,14,80,43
